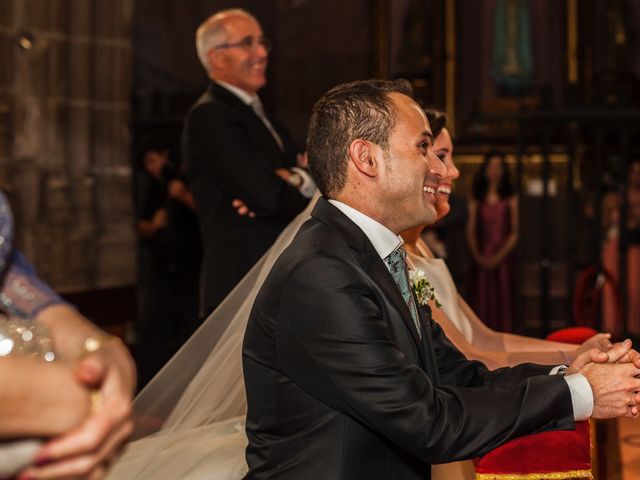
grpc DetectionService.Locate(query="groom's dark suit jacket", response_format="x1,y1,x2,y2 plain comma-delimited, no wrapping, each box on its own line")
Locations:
183,82,309,317
242,197,574,480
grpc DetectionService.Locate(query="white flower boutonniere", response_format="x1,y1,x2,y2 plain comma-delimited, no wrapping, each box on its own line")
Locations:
409,268,442,309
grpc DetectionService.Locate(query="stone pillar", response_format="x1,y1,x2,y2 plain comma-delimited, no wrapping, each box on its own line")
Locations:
0,0,134,291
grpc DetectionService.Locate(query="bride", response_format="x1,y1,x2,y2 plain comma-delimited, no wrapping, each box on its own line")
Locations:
106,109,609,479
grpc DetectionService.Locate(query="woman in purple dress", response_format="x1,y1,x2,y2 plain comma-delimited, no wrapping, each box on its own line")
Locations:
466,153,518,332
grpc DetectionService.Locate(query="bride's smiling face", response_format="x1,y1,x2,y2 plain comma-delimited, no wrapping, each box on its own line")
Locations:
434,127,458,219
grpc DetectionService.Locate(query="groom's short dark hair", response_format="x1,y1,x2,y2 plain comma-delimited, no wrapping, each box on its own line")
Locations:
306,79,413,197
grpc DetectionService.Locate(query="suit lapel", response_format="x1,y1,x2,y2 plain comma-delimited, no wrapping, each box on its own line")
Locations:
311,199,427,366
243,108,286,164
210,83,287,168
416,305,441,384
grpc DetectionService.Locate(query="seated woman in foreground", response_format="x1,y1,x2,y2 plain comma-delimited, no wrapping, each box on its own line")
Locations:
0,189,135,480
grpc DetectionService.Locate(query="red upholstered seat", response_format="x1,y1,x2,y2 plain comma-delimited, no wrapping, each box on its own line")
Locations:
546,327,598,345
474,420,592,479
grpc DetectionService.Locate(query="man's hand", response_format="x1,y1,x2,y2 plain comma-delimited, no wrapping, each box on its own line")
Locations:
21,340,136,480
232,167,307,218
566,347,609,375
275,168,291,182
568,338,640,374
296,152,308,168
582,361,640,418
232,199,255,218
574,333,613,359
568,339,640,419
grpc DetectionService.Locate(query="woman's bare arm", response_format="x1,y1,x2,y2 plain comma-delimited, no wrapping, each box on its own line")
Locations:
432,301,577,369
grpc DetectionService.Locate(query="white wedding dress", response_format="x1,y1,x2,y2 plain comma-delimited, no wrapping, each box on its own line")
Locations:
407,241,474,343
107,195,474,479
106,197,318,480
407,243,476,480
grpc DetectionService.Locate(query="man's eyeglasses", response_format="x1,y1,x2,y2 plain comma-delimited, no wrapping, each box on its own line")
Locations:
213,36,272,53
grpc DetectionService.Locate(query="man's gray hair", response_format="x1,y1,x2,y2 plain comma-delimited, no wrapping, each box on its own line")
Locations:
195,9,257,73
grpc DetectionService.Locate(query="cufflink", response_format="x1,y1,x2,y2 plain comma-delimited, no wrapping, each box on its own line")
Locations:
556,365,569,377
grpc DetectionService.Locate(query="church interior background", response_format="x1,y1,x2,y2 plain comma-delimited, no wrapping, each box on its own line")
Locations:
1,0,640,476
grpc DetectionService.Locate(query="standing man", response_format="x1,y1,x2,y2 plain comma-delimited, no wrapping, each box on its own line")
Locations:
242,79,640,479
183,9,313,318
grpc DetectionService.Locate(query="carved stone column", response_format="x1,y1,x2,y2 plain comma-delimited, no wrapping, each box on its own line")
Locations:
0,0,134,291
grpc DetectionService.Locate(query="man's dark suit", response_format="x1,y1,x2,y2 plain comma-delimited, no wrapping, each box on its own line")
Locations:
183,82,309,316
243,197,574,480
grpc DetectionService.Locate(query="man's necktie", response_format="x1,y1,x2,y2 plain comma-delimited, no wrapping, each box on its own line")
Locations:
385,247,422,339
250,98,284,152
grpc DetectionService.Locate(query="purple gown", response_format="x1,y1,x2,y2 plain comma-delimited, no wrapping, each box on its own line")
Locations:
470,197,514,332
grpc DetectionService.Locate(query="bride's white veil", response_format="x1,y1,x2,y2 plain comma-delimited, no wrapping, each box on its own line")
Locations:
107,195,319,479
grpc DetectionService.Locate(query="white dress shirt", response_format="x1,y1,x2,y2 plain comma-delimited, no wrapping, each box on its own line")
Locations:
328,199,593,421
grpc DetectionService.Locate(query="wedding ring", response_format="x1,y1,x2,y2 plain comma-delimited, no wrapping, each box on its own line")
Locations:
90,390,103,414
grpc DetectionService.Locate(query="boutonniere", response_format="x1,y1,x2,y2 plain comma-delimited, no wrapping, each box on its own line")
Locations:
409,268,442,309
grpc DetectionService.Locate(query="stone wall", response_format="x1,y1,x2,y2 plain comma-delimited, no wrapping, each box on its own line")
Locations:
0,0,134,292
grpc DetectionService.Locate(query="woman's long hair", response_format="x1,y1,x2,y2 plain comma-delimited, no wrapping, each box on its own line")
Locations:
472,152,514,201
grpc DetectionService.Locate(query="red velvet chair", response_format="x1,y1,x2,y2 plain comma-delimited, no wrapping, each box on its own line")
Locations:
546,326,598,345
475,331,595,480
474,421,592,479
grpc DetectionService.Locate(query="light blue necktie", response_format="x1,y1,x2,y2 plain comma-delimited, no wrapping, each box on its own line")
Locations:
385,247,422,339
251,98,284,152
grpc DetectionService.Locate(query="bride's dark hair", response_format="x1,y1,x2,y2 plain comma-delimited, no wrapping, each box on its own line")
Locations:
423,108,446,139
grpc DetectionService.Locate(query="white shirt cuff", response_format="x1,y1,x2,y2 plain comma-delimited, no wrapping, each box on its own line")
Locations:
549,365,565,375
563,373,594,421
291,167,317,198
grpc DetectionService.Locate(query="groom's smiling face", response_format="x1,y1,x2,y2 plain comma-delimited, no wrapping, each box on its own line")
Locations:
375,93,446,232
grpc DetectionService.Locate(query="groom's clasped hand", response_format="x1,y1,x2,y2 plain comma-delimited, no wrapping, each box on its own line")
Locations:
568,338,640,418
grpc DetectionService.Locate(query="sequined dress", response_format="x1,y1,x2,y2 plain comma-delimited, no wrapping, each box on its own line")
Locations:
0,190,64,319
0,190,66,476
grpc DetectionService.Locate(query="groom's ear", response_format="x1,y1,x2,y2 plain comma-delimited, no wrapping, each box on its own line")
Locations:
348,139,379,178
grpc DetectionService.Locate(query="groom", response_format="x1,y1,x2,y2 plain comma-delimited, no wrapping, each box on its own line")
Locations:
242,79,640,479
